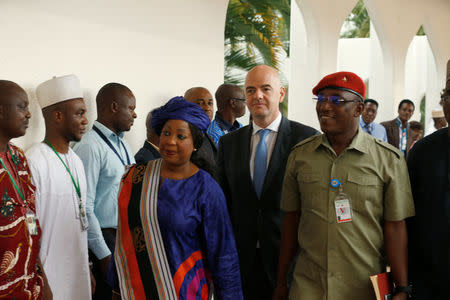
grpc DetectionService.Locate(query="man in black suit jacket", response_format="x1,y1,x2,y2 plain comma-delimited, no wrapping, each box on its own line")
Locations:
134,110,160,164
217,65,318,300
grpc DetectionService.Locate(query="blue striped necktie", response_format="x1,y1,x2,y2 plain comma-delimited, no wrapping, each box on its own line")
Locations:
253,129,270,198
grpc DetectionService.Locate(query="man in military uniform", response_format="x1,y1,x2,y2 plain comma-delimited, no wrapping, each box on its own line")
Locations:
274,72,415,300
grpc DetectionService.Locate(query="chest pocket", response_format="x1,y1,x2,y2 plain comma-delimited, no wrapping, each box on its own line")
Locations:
345,173,383,213
297,172,322,210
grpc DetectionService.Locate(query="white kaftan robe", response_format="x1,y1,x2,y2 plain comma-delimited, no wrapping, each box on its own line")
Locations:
27,143,91,300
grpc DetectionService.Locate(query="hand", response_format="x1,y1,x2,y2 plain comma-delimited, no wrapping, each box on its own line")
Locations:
392,292,408,300
90,268,96,295
99,254,112,281
272,283,288,300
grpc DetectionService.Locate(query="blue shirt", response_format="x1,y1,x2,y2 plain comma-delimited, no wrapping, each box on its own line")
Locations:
396,117,409,155
207,112,242,146
73,121,135,259
359,117,388,142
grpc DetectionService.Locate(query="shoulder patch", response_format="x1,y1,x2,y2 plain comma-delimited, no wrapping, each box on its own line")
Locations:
374,139,402,159
292,134,321,150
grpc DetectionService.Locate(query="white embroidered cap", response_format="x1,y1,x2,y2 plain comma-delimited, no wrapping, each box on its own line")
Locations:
432,109,444,118
36,74,83,109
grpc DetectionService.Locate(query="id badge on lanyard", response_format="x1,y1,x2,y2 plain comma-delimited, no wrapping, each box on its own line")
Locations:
44,140,89,231
79,202,89,231
331,179,353,223
26,209,38,235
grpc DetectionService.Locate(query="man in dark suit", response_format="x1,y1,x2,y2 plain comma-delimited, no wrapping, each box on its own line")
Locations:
217,65,318,300
381,99,415,155
134,110,160,164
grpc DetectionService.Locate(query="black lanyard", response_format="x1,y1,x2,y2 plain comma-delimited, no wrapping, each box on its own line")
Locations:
92,125,131,166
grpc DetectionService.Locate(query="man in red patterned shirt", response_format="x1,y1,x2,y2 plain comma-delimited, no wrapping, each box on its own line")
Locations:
0,80,52,299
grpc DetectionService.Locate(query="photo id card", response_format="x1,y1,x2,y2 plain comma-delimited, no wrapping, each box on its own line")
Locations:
79,204,89,231
26,210,38,235
335,198,352,223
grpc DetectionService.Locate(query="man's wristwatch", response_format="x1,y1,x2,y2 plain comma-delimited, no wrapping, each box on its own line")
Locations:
394,285,413,298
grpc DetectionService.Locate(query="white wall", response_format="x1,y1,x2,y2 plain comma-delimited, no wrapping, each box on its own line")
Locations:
1,0,228,152
289,0,450,129
337,38,371,81
1,0,449,147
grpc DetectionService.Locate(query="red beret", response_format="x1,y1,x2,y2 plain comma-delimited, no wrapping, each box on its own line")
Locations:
312,71,366,100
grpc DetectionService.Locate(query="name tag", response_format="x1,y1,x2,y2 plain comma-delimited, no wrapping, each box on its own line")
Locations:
26,210,38,235
335,198,352,223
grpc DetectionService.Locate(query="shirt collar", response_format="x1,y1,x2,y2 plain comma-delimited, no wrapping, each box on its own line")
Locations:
359,116,372,128
396,117,409,130
146,140,160,152
315,128,369,154
93,120,125,139
214,112,240,131
252,112,282,136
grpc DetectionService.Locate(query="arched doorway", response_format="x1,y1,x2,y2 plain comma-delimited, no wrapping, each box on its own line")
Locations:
404,25,440,133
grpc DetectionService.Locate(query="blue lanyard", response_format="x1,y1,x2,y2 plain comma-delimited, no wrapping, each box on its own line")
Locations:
92,125,131,166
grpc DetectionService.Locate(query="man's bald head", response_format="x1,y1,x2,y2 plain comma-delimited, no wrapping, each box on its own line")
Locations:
245,65,282,90
184,87,214,120
0,80,31,140
215,84,246,119
96,82,137,133
0,80,27,106
215,84,244,109
145,109,159,145
96,82,133,113
184,87,209,101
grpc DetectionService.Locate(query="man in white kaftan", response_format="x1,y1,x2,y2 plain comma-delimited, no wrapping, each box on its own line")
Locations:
27,143,91,299
26,74,92,299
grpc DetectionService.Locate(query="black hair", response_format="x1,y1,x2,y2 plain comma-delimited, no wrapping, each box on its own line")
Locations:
409,121,424,131
188,123,216,178
398,99,415,110
188,123,204,150
363,98,379,108
96,82,132,113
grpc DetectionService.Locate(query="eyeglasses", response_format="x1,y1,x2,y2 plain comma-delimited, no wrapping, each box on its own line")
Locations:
313,94,362,105
231,97,246,103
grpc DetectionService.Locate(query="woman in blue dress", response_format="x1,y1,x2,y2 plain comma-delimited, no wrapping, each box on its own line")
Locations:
113,97,243,300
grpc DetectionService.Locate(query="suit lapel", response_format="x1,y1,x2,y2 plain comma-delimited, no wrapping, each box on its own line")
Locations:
391,119,399,148
240,125,254,192
206,134,218,152
262,117,290,196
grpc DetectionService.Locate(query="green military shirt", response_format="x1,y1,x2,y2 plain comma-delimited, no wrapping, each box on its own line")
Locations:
281,129,415,300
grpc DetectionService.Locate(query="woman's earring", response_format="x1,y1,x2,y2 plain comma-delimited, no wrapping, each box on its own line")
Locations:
193,148,198,152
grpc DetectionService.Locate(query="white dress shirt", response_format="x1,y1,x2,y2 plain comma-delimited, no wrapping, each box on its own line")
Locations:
249,113,282,179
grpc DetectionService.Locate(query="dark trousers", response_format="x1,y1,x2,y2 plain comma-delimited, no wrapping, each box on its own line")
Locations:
411,277,448,300
90,228,116,300
243,248,273,300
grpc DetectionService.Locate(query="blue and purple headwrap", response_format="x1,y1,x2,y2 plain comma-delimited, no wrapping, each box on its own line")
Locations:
151,96,211,135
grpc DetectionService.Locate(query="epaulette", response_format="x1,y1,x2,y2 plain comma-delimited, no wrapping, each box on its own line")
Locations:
374,139,402,159
292,134,321,150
